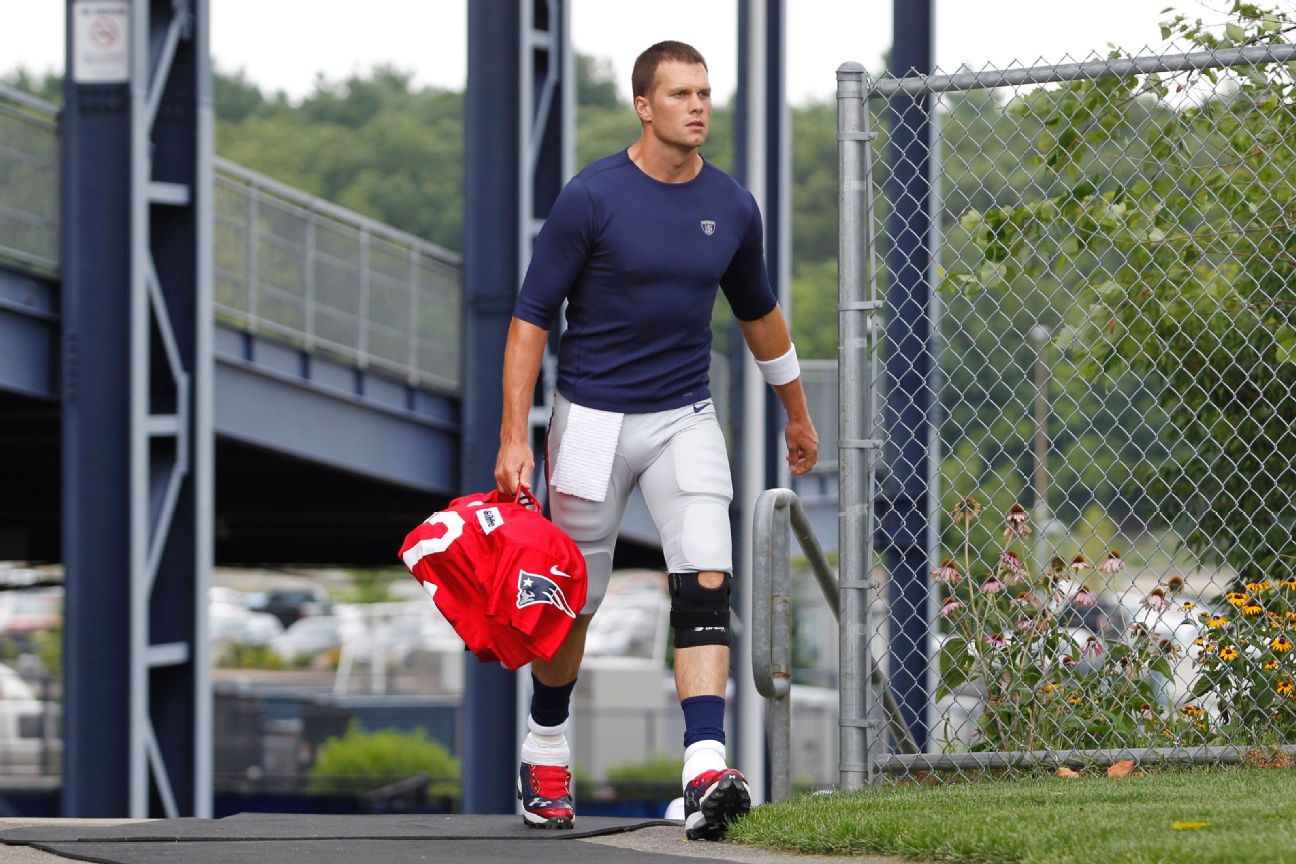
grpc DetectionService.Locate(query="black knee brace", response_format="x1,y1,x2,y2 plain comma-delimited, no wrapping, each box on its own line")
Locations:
669,571,732,648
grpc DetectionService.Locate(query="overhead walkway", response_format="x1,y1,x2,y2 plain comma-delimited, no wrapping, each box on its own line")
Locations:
0,84,768,565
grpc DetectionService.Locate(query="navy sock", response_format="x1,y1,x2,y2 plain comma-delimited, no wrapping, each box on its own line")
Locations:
530,674,576,728
681,695,726,747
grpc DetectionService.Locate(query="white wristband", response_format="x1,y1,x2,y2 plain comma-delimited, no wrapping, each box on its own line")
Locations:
755,342,800,386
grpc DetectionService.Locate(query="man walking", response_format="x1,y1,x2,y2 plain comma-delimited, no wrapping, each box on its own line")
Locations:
494,40,817,840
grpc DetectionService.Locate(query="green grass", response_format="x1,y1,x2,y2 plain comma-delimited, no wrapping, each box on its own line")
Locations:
726,766,1296,863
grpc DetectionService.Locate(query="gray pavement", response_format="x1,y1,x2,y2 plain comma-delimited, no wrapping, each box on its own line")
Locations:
0,817,903,864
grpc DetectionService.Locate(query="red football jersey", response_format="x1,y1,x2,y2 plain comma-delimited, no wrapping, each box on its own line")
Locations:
399,489,587,670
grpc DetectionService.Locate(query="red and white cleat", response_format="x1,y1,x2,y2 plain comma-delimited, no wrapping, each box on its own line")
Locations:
683,768,750,840
517,761,574,829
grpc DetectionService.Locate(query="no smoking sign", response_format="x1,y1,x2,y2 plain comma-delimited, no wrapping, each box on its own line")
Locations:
73,2,129,84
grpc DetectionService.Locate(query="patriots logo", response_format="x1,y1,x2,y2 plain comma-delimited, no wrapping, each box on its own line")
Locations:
517,569,577,618
700,219,716,236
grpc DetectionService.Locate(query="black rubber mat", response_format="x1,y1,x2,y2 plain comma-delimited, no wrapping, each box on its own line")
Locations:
2,813,674,844
19,838,710,864
3,817,709,864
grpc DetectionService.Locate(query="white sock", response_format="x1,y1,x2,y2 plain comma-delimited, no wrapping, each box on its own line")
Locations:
521,717,570,766
681,739,727,790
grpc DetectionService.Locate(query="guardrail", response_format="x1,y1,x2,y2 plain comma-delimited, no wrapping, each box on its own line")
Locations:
212,159,462,392
0,84,59,275
0,85,464,394
752,487,916,800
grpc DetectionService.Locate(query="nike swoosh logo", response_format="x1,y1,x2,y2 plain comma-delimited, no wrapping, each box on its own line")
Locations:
550,566,571,579
693,402,712,414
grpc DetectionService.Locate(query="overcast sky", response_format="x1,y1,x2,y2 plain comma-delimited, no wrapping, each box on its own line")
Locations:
3,1,1218,104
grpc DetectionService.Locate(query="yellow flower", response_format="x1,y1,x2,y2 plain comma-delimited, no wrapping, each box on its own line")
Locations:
1181,705,1206,718
1208,616,1229,629
1272,637,1293,654
1067,694,1083,705
1278,679,1295,697
1220,646,1240,661
1285,611,1296,622
1201,643,1216,654
1247,581,1272,593
1193,637,1205,647
1243,604,1263,617
1182,602,1198,611
1280,578,1296,591
1265,659,1280,670
1226,592,1249,607
1041,683,1060,695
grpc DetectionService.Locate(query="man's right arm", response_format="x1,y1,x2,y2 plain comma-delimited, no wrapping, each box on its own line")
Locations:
495,317,550,495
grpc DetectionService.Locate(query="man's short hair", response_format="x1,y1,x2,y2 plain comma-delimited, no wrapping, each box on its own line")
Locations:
631,41,708,99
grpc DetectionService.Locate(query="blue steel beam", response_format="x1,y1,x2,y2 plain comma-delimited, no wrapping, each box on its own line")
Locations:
463,0,524,815
883,0,937,752
60,1,134,812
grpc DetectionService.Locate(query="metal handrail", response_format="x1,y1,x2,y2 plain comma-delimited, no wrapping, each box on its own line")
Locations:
753,487,918,801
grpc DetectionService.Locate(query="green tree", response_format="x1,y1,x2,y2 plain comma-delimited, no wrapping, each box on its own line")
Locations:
948,3,1296,582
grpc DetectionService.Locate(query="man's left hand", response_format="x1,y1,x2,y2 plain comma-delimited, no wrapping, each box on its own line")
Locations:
785,416,819,476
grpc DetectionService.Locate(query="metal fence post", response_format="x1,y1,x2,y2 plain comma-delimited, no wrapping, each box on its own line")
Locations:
407,247,420,386
303,204,317,353
244,182,258,328
357,227,370,371
836,62,882,790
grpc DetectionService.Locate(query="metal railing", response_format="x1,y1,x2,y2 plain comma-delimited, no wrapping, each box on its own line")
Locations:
213,159,462,392
0,84,58,274
839,39,1296,783
0,86,465,394
752,488,917,800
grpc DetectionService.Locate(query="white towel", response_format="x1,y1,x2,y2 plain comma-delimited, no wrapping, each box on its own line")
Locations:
549,403,624,502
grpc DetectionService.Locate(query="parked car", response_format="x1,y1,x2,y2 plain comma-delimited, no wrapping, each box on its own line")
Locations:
0,663,59,775
0,587,62,636
252,587,333,628
270,615,343,662
209,598,284,646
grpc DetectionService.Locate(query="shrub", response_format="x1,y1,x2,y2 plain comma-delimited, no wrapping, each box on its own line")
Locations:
307,722,460,799
604,754,682,799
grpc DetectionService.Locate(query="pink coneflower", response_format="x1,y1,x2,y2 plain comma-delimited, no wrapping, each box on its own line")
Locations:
982,577,1005,594
1002,503,1033,539
1062,654,1078,668
930,558,963,585
1099,550,1125,574
1082,635,1105,660
1016,617,1035,630
1141,588,1171,611
1070,554,1089,572
939,597,964,617
950,496,984,527
999,550,1028,582
985,632,1008,648
1013,590,1041,610
1071,586,1096,608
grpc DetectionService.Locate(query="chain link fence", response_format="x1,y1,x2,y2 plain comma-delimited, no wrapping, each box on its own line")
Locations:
836,40,1296,783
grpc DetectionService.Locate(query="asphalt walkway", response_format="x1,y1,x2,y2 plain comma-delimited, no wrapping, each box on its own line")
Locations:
0,814,901,864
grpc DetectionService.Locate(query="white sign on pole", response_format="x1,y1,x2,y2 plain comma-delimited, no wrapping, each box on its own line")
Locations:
73,2,130,84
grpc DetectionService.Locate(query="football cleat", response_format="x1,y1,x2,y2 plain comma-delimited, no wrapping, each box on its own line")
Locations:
517,761,574,829
683,768,750,840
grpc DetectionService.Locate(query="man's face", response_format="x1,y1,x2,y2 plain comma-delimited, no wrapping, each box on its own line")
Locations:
636,60,711,149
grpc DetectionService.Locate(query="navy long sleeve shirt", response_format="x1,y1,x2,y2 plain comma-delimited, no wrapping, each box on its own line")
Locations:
513,150,776,413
